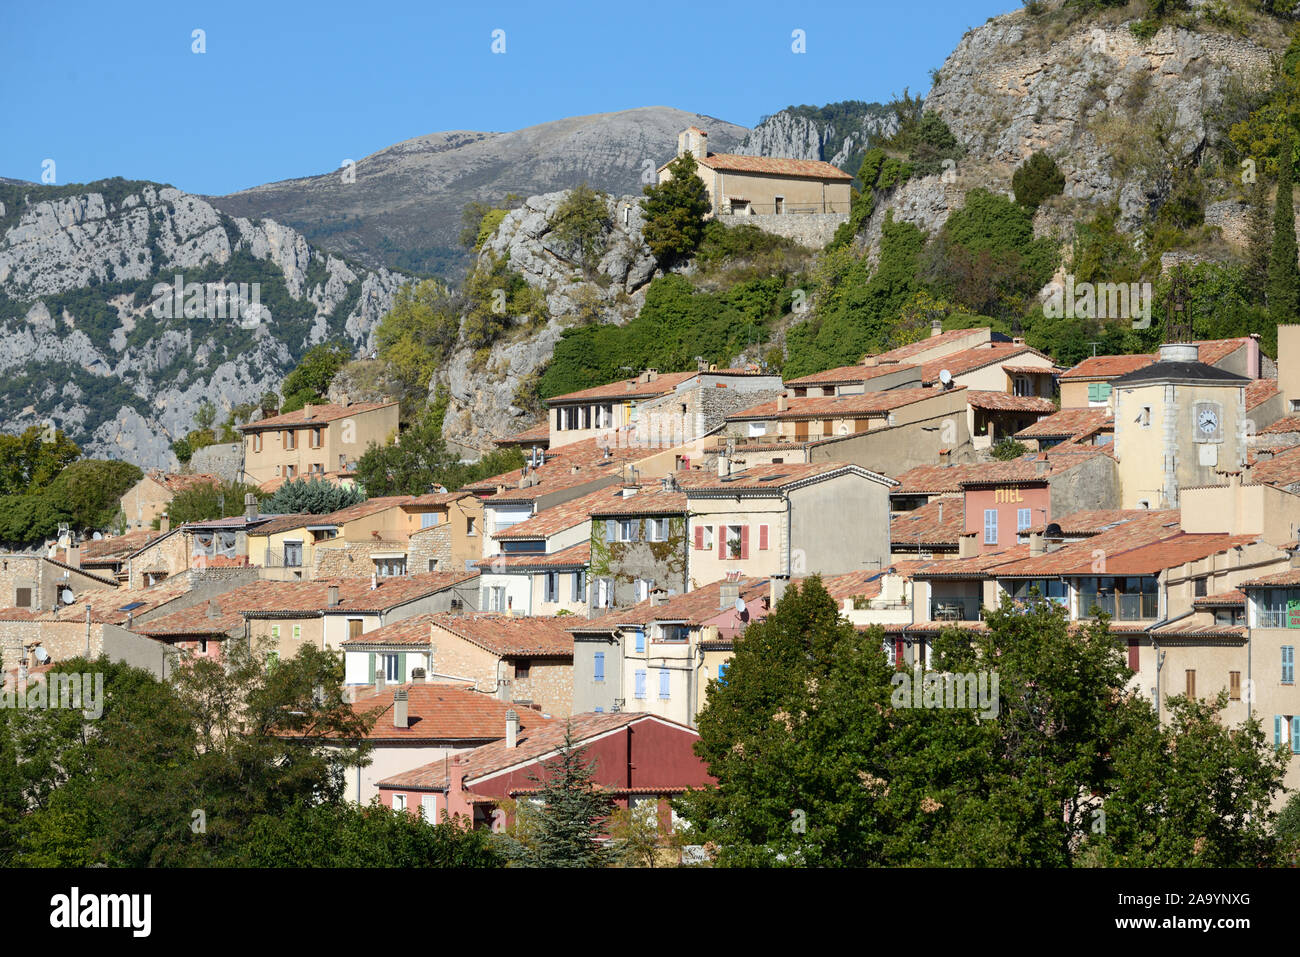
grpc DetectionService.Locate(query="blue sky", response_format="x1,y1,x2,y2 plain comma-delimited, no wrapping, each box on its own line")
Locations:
1,0,1018,196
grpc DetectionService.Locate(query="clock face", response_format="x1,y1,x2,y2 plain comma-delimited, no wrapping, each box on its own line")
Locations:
1198,408,1218,433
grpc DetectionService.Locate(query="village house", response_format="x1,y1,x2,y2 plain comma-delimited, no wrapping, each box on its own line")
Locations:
119,471,218,531
238,398,398,488
1236,568,1300,802
685,462,896,588
569,576,770,723
1057,336,1264,409
1014,407,1114,451
658,126,853,217
587,483,690,611
475,543,590,617
377,711,713,839
335,680,553,804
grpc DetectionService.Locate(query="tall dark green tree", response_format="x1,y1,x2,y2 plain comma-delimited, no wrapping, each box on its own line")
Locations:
505,725,613,867
640,151,710,263
1268,125,1300,325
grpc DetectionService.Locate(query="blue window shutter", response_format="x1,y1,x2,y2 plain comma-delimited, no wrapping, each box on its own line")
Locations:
717,662,728,686
1285,646,1295,684
1276,715,1283,748
635,669,646,699
605,520,616,544
594,652,604,682
594,706,603,713
984,509,998,545
659,669,670,699
635,629,645,654
1292,717,1300,754
368,653,375,684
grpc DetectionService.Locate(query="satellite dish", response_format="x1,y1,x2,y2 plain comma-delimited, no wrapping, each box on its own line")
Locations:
92,531,103,540
938,369,953,387
734,597,746,613
59,587,73,605
33,646,49,663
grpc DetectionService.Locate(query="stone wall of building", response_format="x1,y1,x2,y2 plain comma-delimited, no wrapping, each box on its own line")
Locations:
408,525,454,574
718,212,847,249
314,541,408,578
189,442,245,484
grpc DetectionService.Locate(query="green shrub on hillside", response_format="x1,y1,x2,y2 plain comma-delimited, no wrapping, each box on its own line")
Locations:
1012,152,1066,209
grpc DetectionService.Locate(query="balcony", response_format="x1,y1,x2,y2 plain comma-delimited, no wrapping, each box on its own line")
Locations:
929,597,982,622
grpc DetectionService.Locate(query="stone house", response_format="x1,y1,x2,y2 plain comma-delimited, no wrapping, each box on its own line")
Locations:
587,484,689,612
119,471,219,531
238,399,399,487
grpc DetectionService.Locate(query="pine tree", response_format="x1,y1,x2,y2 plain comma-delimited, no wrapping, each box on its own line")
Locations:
510,725,612,867
639,152,710,263
1268,126,1300,325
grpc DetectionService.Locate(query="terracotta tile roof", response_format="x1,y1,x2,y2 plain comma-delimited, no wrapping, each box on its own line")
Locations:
918,343,1051,384
965,391,1056,413
491,487,617,540
873,327,996,363
1259,415,1300,436
427,613,574,657
77,529,160,564
1015,407,1113,440
0,576,197,625
892,448,1108,494
686,461,893,493
247,513,317,536
237,572,479,617
1249,446,1300,489
340,613,439,647
378,712,660,790
1194,589,1245,607
1001,364,1063,375
545,371,699,404
696,152,853,180
891,498,966,547
476,542,590,571
495,422,550,445
462,438,652,503
1024,508,1178,536
1246,379,1280,411
241,401,396,431
993,529,1251,579
1059,339,1254,381
726,387,956,422
313,496,416,525
587,486,688,517
406,492,471,507
912,545,1034,579
348,683,554,742
1240,569,1300,588
783,362,920,388
576,578,770,630
147,471,220,494
816,569,885,603
133,590,254,637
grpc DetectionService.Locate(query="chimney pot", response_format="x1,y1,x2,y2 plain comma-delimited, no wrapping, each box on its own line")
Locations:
930,319,943,338
328,584,340,607
505,709,520,749
777,392,788,413
411,667,426,684
244,493,258,521
393,688,409,729
159,513,170,533
769,575,788,607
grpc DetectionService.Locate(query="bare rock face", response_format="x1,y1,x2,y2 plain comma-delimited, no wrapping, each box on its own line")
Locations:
0,181,403,468
437,189,660,457
734,104,899,171
859,7,1277,255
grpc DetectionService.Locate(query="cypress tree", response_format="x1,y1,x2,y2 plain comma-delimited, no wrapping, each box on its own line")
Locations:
1268,126,1300,325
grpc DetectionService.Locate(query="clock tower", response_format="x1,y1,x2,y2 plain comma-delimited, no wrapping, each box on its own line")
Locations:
1110,343,1251,509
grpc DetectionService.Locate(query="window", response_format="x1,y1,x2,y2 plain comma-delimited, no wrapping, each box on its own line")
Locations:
487,586,506,612
421,512,440,528
393,793,406,812
15,588,30,608
1017,508,1031,534
252,433,263,453
515,660,530,680
1013,377,1030,397
384,654,401,682
1229,671,1241,701
634,579,650,602
660,624,689,643
1256,588,1300,628
348,619,363,640
1194,578,1207,598
283,430,296,451
467,516,477,536
717,662,728,686
635,669,647,699
659,669,671,699
1087,382,1112,404
310,463,324,474
286,464,297,478
694,525,715,551
271,624,280,644
292,624,301,644
420,795,435,820
1185,669,1196,699
427,559,439,572
1293,717,1300,755
310,427,322,448
618,520,638,543
594,652,605,682
544,571,559,603
1276,715,1285,749
283,540,303,567
1214,607,1244,626
374,557,406,577
199,638,208,654
647,518,669,542
1078,576,1158,620
1284,646,1295,685
1139,406,1151,428
1006,579,1068,607
984,509,998,545
634,629,646,654
571,570,586,603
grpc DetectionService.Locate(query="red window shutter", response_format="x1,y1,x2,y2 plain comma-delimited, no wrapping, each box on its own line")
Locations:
895,639,905,669
1127,638,1139,672
718,530,726,560
740,525,750,560
759,525,769,550
694,526,704,550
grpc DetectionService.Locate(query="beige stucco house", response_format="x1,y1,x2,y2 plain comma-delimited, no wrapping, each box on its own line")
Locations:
239,399,398,487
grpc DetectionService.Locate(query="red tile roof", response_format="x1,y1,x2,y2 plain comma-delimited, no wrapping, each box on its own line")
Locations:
1059,339,1253,380
1259,415,1300,436
1246,379,1280,411
965,391,1056,413
427,613,574,658
147,471,220,494
1249,446,1300,489
726,387,956,422
783,361,920,388
891,448,1109,494
491,487,617,540
1024,508,1178,536
696,152,853,180
462,438,652,503
576,578,770,629
495,421,550,445
545,371,698,404
1194,589,1245,607
349,683,554,742
1239,569,1300,588
240,401,396,431
918,343,1051,384
587,486,688,517
873,327,995,363
339,613,439,647
891,498,966,547
685,461,892,493
78,529,161,564
476,542,590,571
236,572,479,617
1014,407,1113,440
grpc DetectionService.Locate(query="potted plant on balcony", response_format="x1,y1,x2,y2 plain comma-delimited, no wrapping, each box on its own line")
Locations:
727,536,742,559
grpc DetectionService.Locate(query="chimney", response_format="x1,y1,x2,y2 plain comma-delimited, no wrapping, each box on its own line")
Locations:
411,667,426,684
777,392,788,412
303,402,315,419
625,381,635,392
65,546,80,569
328,584,340,607
243,493,258,521
1029,531,1045,557
958,534,979,559
719,579,741,610
1013,337,1025,345
505,709,520,748
205,599,220,619
393,688,409,729
770,575,788,607
375,668,386,690
1035,459,1049,476
930,319,943,338
1291,548,1300,570
939,449,952,467
339,393,351,408
370,573,378,590
645,369,658,383
159,513,170,533
862,355,878,367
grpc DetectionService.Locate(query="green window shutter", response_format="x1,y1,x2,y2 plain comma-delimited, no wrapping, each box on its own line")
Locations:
1087,383,1098,402
397,653,407,682
1276,715,1283,748
368,653,376,684
1098,383,1111,400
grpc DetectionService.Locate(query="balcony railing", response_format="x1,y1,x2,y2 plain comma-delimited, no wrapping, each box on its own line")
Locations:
263,546,313,569
718,202,852,216
929,597,982,622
